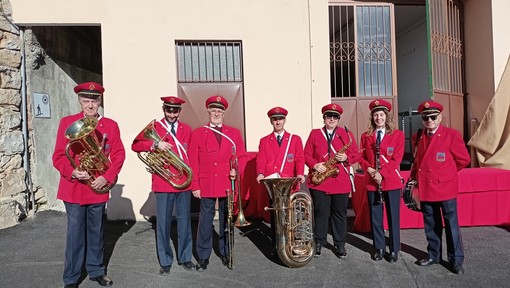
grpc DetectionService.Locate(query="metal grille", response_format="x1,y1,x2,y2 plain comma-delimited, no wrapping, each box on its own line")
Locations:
176,41,243,83
430,0,463,93
329,5,394,97
356,6,393,97
329,6,356,97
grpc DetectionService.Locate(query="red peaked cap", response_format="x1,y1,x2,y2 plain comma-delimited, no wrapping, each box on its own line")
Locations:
161,96,185,107
74,82,104,97
267,106,288,118
369,99,392,112
205,95,229,110
418,100,443,114
321,103,343,116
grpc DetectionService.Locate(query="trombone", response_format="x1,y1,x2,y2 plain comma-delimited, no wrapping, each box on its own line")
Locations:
225,154,251,270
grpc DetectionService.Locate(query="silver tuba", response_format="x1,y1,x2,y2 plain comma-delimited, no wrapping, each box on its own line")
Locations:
261,177,314,268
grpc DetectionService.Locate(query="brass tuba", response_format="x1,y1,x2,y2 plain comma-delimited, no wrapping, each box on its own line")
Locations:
261,177,315,268
135,120,192,189
65,117,117,194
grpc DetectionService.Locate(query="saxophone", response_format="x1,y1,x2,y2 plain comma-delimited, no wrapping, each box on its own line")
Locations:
309,128,352,185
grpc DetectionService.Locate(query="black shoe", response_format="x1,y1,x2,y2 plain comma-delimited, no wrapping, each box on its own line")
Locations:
179,261,195,271
220,256,228,266
159,265,171,275
333,246,347,259
372,249,384,261
64,284,77,288
388,251,398,263
89,275,113,287
452,264,465,275
417,258,439,266
196,259,209,272
314,243,322,257
220,255,231,269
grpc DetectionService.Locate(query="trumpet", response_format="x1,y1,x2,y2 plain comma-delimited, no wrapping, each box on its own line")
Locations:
65,117,117,194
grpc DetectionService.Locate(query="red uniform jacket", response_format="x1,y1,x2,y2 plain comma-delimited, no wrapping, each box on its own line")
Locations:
131,118,192,192
256,131,305,178
359,129,405,191
52,113,126,205
410,125,470,202
188,124,247,198
304,127,361,194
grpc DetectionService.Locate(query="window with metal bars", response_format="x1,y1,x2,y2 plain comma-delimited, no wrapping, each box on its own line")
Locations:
176,41,243,83
329,5,394,97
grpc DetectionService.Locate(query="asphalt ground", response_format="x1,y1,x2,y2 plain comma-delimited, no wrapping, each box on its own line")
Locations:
1,209,509,288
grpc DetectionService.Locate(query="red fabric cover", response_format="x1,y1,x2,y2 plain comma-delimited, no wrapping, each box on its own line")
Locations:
352,168,510,232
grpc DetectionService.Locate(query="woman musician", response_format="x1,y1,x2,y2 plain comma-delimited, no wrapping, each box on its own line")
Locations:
304,103,361,259
359,99,404,263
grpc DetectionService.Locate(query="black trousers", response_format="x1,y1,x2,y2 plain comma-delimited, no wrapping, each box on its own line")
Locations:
310,189,349,248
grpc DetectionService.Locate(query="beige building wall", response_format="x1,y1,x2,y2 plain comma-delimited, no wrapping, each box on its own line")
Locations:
463,0,494,132
464,0,510,132
491,0,510,88
10,0,331,220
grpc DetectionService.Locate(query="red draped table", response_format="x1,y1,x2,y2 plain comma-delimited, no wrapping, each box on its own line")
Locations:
351,168,510,232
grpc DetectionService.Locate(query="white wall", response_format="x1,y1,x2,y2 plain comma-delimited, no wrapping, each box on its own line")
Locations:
10,0,331,220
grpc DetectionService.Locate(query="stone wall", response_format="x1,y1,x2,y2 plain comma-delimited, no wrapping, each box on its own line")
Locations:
0,0,27,229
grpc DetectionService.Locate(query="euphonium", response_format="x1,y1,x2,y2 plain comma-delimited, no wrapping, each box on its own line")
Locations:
65,117,117,194
135,120,192,189
309,128,352,185
261,177,314,268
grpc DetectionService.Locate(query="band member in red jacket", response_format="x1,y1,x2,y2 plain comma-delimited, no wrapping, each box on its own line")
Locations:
188,95,247,271
359,99,404,263
256,106,305,256
52,82,125,288
304,103,361,259
411,100,470,275
131,96,195,275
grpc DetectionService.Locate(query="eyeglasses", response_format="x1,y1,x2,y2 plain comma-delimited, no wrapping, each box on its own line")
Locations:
421,115,438,121
324,114,340,120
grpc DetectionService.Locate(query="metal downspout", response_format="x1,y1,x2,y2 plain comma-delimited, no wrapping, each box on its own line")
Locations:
19,28,35,214
1,8,34,215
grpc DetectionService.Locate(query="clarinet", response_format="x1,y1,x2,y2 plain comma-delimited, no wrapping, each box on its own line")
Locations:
375,138,384,204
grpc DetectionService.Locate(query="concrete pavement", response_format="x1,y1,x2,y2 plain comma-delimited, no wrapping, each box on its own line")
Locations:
1,210,509,288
